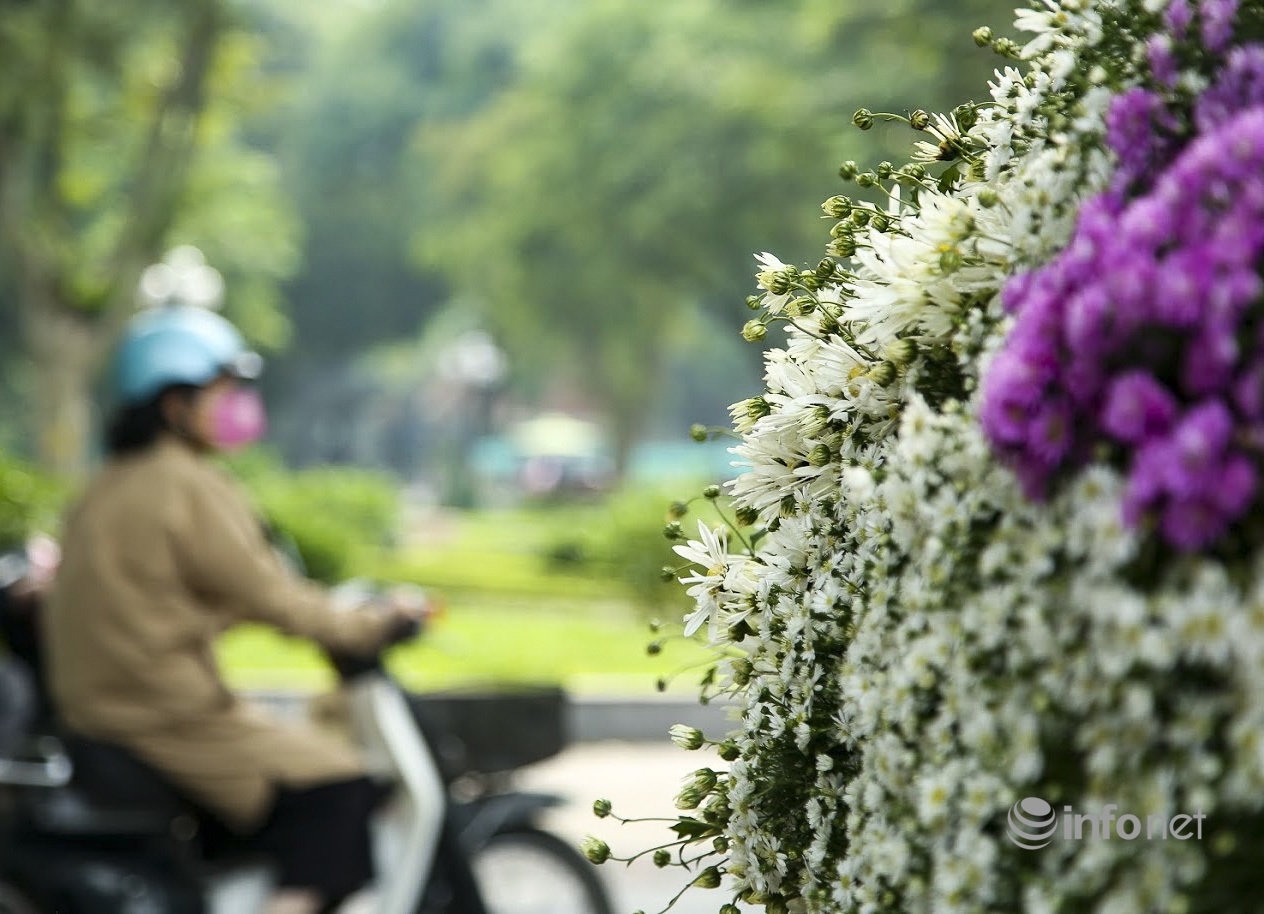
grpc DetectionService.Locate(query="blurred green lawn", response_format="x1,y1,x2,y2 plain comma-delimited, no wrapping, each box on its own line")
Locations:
218,504,712,695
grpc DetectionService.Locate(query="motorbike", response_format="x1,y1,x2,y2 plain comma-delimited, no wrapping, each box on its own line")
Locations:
0,539,613,914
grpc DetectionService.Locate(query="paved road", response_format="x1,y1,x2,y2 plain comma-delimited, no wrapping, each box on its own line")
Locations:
516,740,753,914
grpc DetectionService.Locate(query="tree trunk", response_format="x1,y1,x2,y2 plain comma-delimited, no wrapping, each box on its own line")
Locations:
22,290,104,477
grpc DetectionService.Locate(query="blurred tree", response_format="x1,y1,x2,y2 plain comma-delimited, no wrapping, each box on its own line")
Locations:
411,0,1016,473
0,0,298,473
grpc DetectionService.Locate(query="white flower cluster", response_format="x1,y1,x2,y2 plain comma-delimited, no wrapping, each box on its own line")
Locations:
656,1,1264,912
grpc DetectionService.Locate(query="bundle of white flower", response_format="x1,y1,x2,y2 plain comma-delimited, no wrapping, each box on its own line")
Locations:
589,2,1264,913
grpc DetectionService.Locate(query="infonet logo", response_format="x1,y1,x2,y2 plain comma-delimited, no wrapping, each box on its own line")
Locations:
1006,797,1206,849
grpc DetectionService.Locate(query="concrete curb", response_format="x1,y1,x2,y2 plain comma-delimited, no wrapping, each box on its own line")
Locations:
250,690,735,744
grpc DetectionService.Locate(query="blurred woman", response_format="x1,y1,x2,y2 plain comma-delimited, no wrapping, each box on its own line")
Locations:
43,304,416,914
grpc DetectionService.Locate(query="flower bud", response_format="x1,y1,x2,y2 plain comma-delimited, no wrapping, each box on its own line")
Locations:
822,195,851,218
659,566,676,582
938,248,963,273
972,25,993,47
663,521,684,540
674,787,705,810
703,484,722,499
647,640,663,655
766,273,791,295
741,321,767,343
884,338,917,366
766,897,789,914
690,424,708,443
668,500,689,519
721,906,742,914
827,237,857,258
713,836,729,853
692,866,722,889
581,837,611,865
808,443,833,467
735,505,759,527
875,161,894,179
746,397,772,420
815,258,836,278
855,172,878,188
953,103,978,132
992,37,1020,58
850,207,871,227
744,295,762,311
592,798,612,819
691,768,719,792
910,109,930,130
977,187,1000,208
837,160,859,180
870,213,889,233
670,724,706,750
718,741,741,761
852,108,874,130
653,849,672,868
868,361,897,386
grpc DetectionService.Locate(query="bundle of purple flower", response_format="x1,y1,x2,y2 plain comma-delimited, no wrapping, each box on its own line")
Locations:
982,5,1264,550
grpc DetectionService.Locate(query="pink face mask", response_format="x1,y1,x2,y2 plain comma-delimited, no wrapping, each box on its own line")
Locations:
207,386,267,451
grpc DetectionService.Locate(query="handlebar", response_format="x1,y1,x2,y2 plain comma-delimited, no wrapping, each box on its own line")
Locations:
326,615,422,682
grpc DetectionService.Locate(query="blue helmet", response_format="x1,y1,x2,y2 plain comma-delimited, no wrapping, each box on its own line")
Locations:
112,306,262,407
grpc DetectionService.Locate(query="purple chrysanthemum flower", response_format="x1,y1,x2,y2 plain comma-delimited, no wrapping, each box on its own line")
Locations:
1147,34,1180,87
1197,44,1264,132
1161,401,1234,497
1100,372,1180,444
1201,0,1241,54
1166,0,1194,35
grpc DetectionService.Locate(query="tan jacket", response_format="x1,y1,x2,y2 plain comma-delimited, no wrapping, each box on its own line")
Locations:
43,437,395,831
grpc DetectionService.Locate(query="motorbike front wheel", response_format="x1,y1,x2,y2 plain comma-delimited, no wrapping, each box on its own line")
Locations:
472,827,613,914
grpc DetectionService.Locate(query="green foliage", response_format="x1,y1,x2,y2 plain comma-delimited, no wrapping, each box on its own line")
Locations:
227,450,400,583
0,454,68,548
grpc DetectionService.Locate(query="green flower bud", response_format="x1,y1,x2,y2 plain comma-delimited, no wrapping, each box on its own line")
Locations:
659,566,676,582
855,172,879,188
939,247,963,273
581,837,611,865
766,273,792,295
692,866,722,889
691,768,719,792
953,103,978,132
850,207,871,227
808,443,833,467
647,640,663,655
690,424,708,443
977,187,1000,208
746,397,772,420
868,361,897,386
837,160,859,180
668,500,689,519
884,338,917,366
656,677,667,692
852,108,875,130
870,213,890,233
735,505,759,527
717,741,741,761
703,484,722,499
663,521,684,540
744,295,762,311
910,109,931,130
653,849,672,868
905,163,928,180
992,36,1020,58
875,161,894,179
815,258,837,278
827,237,857,259
592,798,612,819
674,786,705,810
822,195,851,218
766,897,790,914
972,25,993,47
669,724,706,750
721,906,742,914
741,320,767,343
830,220,852,240
787,296,817,317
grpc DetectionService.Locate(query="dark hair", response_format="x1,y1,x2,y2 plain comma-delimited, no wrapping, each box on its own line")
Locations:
104,385,198,456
